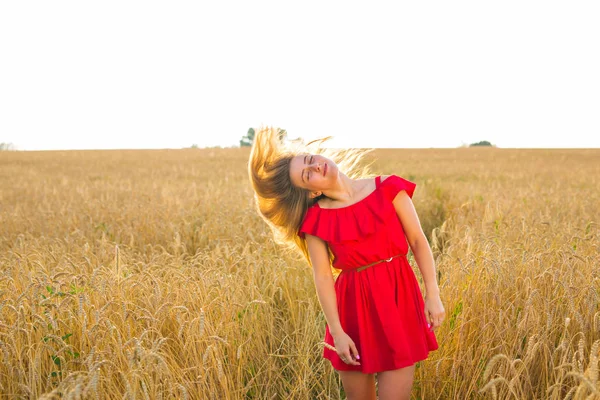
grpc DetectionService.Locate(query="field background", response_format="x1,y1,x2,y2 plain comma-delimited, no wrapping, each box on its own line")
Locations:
0,147,599,399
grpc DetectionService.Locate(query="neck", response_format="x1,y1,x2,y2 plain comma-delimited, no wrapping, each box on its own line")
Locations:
322,173,364,203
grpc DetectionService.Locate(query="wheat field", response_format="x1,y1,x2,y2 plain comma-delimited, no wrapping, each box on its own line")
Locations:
0,147,598,399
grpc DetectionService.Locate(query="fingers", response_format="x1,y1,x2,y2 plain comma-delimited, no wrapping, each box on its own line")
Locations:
435,310,446,328
340,352,360,365
426,311,446,330
339,345,361,366
340,354,360,366
425,310,432,326
350,343,361,364
424,307,433,328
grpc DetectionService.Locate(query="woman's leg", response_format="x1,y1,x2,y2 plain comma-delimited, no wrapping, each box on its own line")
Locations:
376,363,416,400
336,369,377,400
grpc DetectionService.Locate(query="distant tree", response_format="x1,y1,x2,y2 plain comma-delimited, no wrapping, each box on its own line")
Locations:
190,144,199,149
0,142,16,151
469,140,494,147
240,128,255,147
278,129,287,142
240,127,287,147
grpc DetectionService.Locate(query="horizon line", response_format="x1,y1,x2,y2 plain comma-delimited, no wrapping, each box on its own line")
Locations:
3,146,600,152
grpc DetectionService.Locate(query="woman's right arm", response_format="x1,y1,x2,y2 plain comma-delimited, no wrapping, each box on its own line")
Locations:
305,233,343,338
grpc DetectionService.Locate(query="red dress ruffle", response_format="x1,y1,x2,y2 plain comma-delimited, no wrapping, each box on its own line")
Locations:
298,175,439,374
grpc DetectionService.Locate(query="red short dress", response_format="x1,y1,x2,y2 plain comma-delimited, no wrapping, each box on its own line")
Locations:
298,175,439,374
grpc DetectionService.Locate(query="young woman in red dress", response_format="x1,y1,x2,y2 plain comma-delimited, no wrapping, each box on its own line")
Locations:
248,126,445,400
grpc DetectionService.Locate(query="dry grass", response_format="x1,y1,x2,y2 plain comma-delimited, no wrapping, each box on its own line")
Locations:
0,147,598,399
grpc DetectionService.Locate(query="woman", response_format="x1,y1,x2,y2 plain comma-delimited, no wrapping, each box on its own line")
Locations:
248,126,445,399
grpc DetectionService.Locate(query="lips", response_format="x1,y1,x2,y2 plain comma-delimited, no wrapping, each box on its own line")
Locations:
324,163,327,176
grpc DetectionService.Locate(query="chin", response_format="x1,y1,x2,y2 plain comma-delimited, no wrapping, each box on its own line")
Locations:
328,166,339,179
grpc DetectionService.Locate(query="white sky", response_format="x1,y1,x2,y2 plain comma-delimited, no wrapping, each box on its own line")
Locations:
1,1,599,150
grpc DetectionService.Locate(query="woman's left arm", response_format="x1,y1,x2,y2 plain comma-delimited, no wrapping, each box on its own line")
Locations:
392,190,446,330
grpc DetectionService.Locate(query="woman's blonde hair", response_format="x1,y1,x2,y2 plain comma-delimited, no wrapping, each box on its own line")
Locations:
247,125,374,268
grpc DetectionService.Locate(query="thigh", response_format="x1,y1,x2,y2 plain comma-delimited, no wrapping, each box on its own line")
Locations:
376,363,416,400
336,369,377,400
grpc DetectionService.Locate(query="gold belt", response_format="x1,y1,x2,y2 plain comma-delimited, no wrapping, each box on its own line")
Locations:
353,254,404,272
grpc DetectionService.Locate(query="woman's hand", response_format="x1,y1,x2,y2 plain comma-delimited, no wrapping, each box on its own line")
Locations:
424,293,445,330
332,331,361,366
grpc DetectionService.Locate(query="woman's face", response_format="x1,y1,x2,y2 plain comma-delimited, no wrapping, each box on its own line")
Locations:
289,153,337,195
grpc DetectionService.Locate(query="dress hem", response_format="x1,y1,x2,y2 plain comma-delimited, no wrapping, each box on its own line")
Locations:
324,348,436,374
